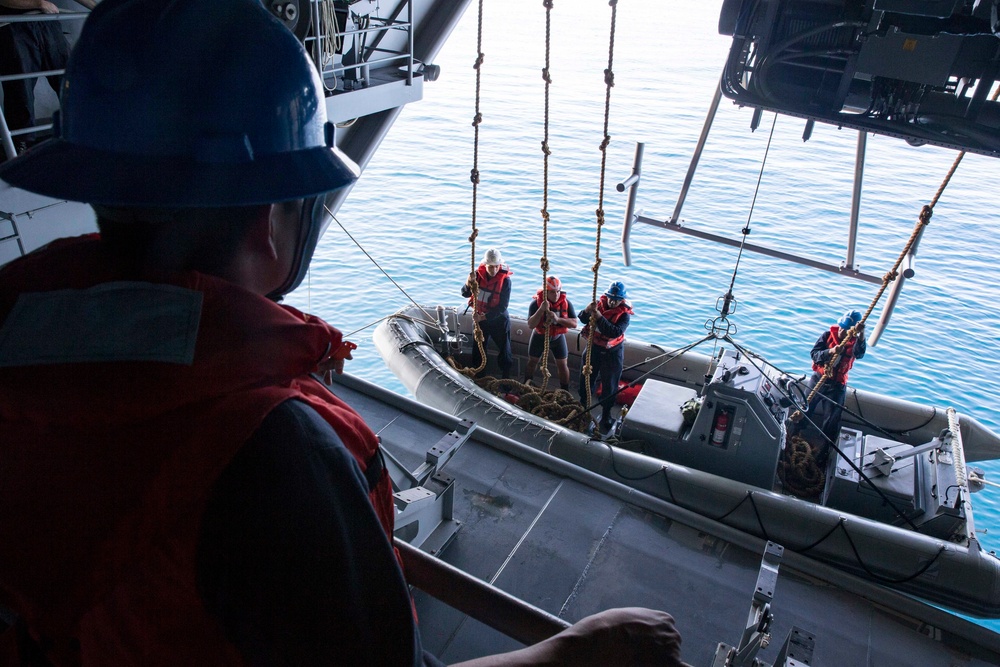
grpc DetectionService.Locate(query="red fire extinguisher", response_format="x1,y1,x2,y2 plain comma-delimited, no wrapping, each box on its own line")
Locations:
711,410,729,446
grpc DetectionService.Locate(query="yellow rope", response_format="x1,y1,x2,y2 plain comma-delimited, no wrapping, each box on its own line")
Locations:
582,0,618,413
449,0,487,378
537,0,554,390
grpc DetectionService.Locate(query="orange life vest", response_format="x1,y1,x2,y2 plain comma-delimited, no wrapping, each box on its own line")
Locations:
469,263,512,314
0,235,393,666
582,296,633,349
532,289,571,336
811,326,860,385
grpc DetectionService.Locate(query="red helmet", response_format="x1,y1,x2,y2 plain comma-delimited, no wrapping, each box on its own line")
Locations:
546,275,562,292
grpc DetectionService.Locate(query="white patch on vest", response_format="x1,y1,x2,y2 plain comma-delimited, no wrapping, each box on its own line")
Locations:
0,282,203,366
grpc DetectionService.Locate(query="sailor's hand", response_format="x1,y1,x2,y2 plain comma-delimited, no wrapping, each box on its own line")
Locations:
539,300,550,313
318,340,357,383
548,607,684,667
473,312,485,323
545,311,556,325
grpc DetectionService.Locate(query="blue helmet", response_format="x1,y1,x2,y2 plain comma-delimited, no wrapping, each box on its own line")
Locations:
838,309,862,329
0,0,358,207
605,281,628,300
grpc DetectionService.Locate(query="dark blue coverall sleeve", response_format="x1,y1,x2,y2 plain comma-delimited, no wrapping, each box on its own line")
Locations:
197,400,444,667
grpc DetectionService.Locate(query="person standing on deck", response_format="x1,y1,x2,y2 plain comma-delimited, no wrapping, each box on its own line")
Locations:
579,281,633,434
0,1,685,665
524,275,577,390
804,309,867,458
461,247,513,378
0,0,97,151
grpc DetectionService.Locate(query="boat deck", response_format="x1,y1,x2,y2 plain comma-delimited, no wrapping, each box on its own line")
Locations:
331,372,1000,666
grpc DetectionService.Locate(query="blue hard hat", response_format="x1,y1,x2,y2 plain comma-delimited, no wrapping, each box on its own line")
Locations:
838,310,862,329
0,0,358,207
605,281,628,300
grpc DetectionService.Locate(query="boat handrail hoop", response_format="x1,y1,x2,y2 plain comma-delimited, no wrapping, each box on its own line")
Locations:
947,407,979,548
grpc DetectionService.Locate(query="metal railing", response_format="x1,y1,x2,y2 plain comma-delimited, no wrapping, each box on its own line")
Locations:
305,0,414,92
0,11,89,161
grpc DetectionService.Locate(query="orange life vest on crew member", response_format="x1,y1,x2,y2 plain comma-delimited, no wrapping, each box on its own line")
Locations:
469,263,512,315
582,295,633,349
533,289,571,336
811,326,859,385
0,235,394,666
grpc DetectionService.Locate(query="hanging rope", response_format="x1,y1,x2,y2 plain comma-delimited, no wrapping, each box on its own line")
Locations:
581,0,619,412
450,0,488,377
537,0,555,390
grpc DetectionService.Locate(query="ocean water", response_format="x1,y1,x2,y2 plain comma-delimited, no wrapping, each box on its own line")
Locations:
286,0,1000,626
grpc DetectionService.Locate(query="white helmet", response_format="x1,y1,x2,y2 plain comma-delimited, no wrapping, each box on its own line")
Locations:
481,248,503,266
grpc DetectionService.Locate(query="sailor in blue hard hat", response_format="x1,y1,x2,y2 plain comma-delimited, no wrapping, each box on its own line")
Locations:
579,280,634,435
799,308,868,457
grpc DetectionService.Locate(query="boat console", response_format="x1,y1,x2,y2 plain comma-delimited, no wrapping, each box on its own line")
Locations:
621,350,789,489
824,428,968,539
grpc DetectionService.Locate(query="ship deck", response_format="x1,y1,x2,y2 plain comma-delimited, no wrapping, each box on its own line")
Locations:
331,372,1000,666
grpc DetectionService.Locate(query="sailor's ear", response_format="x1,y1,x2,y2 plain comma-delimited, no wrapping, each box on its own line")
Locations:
245,205,278,260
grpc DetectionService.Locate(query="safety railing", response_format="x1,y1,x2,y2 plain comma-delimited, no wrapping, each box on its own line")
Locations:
0,11,89,162
304,0,414,93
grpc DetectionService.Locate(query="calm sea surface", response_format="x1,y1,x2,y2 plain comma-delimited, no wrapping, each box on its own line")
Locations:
286,0,1000,627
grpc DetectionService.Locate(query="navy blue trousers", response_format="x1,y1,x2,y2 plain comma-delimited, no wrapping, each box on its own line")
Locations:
0,21,70,132
579,343,624,427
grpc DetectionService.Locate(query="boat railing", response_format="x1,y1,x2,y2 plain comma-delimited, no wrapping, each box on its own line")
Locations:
0,11,89,162
947,407,980,548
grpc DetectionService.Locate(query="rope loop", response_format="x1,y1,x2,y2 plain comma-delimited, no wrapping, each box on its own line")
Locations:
603,68,615,87
919,204,933,224
473,53,485,70
541,140,551,155
599,134,611,151
596,208,605,225
468,229,479,243
470,168,480,184
471,112,483,127
543,0,553,8
540,208,550,223
592,258,602,272
542,67,552,84
539,257,550,272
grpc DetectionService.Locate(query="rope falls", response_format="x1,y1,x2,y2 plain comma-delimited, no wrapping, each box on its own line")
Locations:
537,0,555,390
450,0,488,377
581,0,619,412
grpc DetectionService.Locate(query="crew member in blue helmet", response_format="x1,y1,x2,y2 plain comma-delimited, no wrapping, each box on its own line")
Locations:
579,281,634,434
804,309,868,454
0,1,684,665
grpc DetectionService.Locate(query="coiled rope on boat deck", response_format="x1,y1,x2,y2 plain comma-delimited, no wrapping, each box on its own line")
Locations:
473,377,592,432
